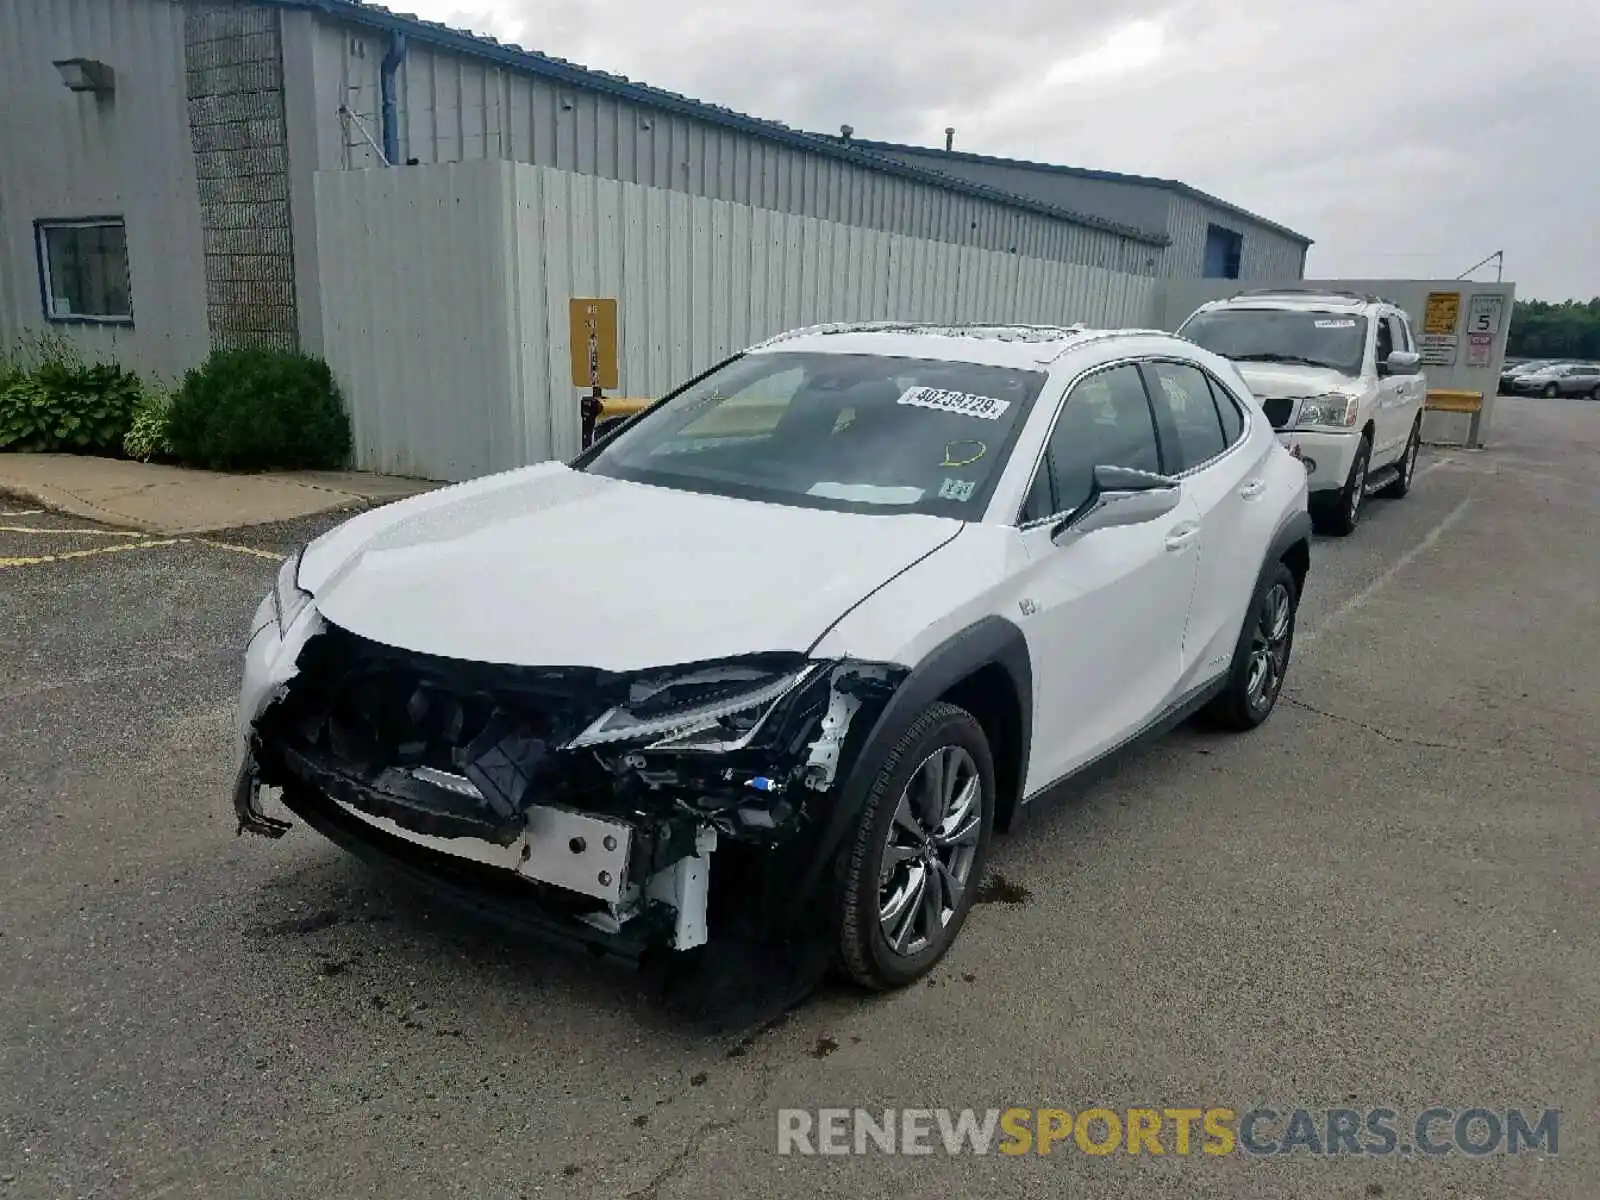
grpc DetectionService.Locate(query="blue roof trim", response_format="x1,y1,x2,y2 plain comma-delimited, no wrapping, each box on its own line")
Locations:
847,138,1314,247
257,0,1168,248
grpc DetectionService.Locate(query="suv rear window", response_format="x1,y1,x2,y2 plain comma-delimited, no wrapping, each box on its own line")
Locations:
1181,308,1369,376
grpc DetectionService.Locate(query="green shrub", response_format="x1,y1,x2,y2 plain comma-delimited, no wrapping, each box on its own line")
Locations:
167,348,352,471
123,379,175,462
0,357,144,454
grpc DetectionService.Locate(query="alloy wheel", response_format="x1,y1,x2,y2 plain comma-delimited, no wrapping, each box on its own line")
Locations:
878,746,982,957
1348,452,1368,524
1246,582,1293,710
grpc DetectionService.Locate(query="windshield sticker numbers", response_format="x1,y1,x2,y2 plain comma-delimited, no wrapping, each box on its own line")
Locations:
1314,319,1357,328
898,387,1011,421
938,478,977,502
940,440,987,467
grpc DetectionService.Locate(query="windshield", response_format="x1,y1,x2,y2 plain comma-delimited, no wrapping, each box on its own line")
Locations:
1180,308,1369,375
579,351,1047,517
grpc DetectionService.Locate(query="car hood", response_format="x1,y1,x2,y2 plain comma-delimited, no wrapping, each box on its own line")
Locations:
1232,362,1359,400
298,462,963,672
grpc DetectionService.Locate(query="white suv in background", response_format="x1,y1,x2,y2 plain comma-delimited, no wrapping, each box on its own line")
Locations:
1178,290,1427,536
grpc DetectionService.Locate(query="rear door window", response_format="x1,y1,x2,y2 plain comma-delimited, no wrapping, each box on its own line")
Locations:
1148,361,1226,470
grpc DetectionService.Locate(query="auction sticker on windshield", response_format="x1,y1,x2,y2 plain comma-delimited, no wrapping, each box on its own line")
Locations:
1314,319,1357,328
899,387,1011,420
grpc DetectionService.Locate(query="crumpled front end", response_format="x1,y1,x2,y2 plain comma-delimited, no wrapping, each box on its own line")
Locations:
237,615,904,962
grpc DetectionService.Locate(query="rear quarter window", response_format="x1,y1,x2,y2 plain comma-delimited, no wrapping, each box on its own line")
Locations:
1205,374,1246,445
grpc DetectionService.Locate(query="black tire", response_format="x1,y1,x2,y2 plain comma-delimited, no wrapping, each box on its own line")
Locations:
1590,384,1600,401
835,702,994,991
1543,383,1558,398
1378,416,1422,499
1202,561,1299,731
1311,433,1370,536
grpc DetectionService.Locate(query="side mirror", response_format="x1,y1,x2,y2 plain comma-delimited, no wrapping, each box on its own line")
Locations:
1052,465,1181,542
1382,350,1422,377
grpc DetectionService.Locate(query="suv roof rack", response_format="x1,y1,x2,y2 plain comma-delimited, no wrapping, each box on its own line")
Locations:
1224,287,1410,311
1227,287,1370,303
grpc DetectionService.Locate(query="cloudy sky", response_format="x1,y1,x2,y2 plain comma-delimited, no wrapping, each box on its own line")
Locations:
406,0,1594,299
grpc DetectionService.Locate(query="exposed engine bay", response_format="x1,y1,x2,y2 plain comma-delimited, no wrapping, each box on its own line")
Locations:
238,618,904,962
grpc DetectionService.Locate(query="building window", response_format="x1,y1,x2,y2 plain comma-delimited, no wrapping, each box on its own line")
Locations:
1202,223,1243,279
35,218,132,322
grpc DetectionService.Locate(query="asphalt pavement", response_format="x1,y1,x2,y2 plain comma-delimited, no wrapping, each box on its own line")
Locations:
2,396,1595,1198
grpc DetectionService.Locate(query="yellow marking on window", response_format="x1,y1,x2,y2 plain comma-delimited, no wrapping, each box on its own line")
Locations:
0,539,184,569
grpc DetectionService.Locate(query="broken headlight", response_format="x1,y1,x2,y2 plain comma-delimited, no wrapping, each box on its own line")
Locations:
567,661,824,750
272,546,313,635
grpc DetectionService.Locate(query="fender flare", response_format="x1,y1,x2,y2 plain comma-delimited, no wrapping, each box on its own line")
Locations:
1265,507,1313,583
784,616,1032,918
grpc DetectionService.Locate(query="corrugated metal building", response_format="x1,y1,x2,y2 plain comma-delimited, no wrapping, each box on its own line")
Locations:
0,0,1307,384
851,140,1313,283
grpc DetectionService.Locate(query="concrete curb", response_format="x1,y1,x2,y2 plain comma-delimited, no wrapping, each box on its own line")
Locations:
0,469,375,534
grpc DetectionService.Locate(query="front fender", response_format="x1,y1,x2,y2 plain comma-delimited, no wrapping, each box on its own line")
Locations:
782,616,1032,921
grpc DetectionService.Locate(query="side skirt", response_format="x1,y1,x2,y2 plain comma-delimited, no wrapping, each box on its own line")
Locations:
1017,673,1229,815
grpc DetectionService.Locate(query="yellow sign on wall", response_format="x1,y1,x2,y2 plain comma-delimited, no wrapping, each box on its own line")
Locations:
568,298,618,390
1422,291,1461,336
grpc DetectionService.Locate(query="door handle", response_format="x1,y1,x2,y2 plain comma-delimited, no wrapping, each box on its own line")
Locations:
1165,523,1200,551
1239,478,1266,500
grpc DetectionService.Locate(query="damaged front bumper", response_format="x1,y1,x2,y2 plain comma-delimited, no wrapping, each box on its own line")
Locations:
235,599,904,960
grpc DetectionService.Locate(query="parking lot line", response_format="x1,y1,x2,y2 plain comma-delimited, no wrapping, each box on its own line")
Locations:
1300,496,1475,644
0,508,44,517
0,538,183,569
0,524,150,537
196,539,285,561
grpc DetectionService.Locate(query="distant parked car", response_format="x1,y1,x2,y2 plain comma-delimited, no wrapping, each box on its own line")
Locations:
1499,360,1553,393
1512,362,1600,399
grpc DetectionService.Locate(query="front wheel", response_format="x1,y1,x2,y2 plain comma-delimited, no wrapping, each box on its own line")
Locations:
1589,385,1600,401
1378,416,1422,499
835,702,994,991
1312,433,1370,536
1543,383,1559,398
1202,562,1299,731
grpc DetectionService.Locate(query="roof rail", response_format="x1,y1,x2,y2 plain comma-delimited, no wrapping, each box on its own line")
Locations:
1228,287,1368,303
751,321,1092,349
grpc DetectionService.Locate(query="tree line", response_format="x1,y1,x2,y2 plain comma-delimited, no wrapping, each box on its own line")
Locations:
1506,298,1600,360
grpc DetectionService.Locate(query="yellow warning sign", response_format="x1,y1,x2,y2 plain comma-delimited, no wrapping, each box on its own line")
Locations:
568,298,619,391
1422,292,1461,336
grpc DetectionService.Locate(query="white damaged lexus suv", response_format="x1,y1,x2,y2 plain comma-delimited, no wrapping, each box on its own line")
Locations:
235,322,1311,992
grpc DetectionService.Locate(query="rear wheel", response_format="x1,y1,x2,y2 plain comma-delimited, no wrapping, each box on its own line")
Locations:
1590,384,1600,401
836,702,994,991
1202,562,1299,731
1378,416,1422,499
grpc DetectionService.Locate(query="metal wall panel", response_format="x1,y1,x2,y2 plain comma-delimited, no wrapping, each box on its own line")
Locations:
0,0,210,377
1164,192,1307,281
303,17,1158,275
316,161,1161,481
